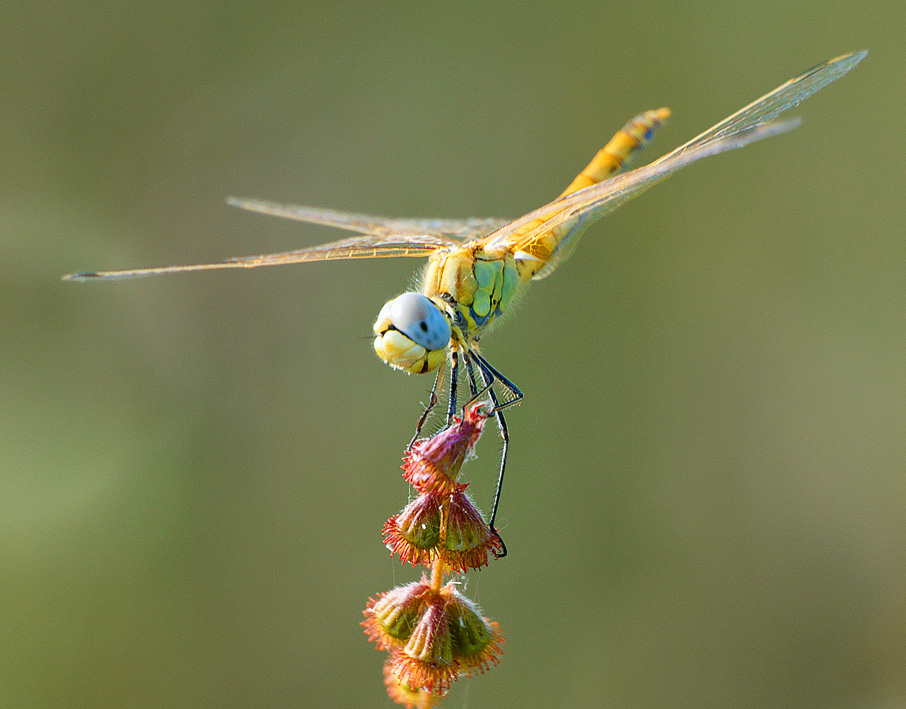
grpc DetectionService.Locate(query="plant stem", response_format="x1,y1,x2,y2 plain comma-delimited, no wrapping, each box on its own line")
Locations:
429,556,446,592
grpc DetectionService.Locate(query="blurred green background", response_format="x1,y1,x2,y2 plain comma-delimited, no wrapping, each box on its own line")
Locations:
3,2,904,707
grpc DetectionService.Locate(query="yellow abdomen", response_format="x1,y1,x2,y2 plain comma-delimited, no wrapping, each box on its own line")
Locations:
508,107,670,280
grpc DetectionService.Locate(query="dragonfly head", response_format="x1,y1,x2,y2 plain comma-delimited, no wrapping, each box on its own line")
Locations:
373,292,451,374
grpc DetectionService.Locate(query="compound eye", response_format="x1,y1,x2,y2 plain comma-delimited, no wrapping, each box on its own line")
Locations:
389,292,450,351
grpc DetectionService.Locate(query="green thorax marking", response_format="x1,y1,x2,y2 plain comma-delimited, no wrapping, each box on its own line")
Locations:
423,247,521,340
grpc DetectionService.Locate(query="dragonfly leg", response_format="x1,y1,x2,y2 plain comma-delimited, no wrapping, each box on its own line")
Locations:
460,354,492,416
466,350,525,559
469,351,524,414
463,352,479,398
409,359,445,449
446,350,460,426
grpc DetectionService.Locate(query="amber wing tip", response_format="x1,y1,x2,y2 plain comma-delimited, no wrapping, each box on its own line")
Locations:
835,49,868,68
61,272,97,281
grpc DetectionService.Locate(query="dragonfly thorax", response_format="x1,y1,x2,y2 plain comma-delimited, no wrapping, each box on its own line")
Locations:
373,292,451,374
422,246,522,343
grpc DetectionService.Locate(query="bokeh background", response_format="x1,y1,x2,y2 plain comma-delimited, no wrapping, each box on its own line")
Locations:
3,2,904,707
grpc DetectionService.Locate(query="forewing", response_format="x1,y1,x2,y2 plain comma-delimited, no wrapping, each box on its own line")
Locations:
63,233,449,281
666,51,866,160
227,197,508,240
525,120,800,278
481,50,866,279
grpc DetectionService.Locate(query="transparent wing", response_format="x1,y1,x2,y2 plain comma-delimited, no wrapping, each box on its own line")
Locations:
227,197,509,239
481,50,866,279
62,233,451,281
668,50,866,160
526,120,801,279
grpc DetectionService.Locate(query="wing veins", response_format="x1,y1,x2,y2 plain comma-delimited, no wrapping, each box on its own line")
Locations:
479,51,865,270
227,197,507,240
63,234,445,281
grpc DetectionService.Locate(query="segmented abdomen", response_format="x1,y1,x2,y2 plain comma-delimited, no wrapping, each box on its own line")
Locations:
507,108,670,280
560,108,670,194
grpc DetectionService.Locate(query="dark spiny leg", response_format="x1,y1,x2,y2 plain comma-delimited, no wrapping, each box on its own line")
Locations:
463,352,479,398
409,359,445,449
472,357,508,557
466,351,523,559
446,350,460,426
470,351,524,413
462,355,491,411
471,352,522,533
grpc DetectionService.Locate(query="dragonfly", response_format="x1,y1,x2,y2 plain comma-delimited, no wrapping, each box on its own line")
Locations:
65,51,865,553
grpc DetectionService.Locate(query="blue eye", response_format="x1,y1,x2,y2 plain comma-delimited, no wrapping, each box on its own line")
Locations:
388,293,450,351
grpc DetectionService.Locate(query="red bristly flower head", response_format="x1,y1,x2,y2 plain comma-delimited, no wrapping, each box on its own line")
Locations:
441,587,504,676
383,493,442,568
402,401,487,494
382,657,441,708
440,490,504,572
365,400,503,704
363,579,433,650
383,489,503,571
364,581,504,698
